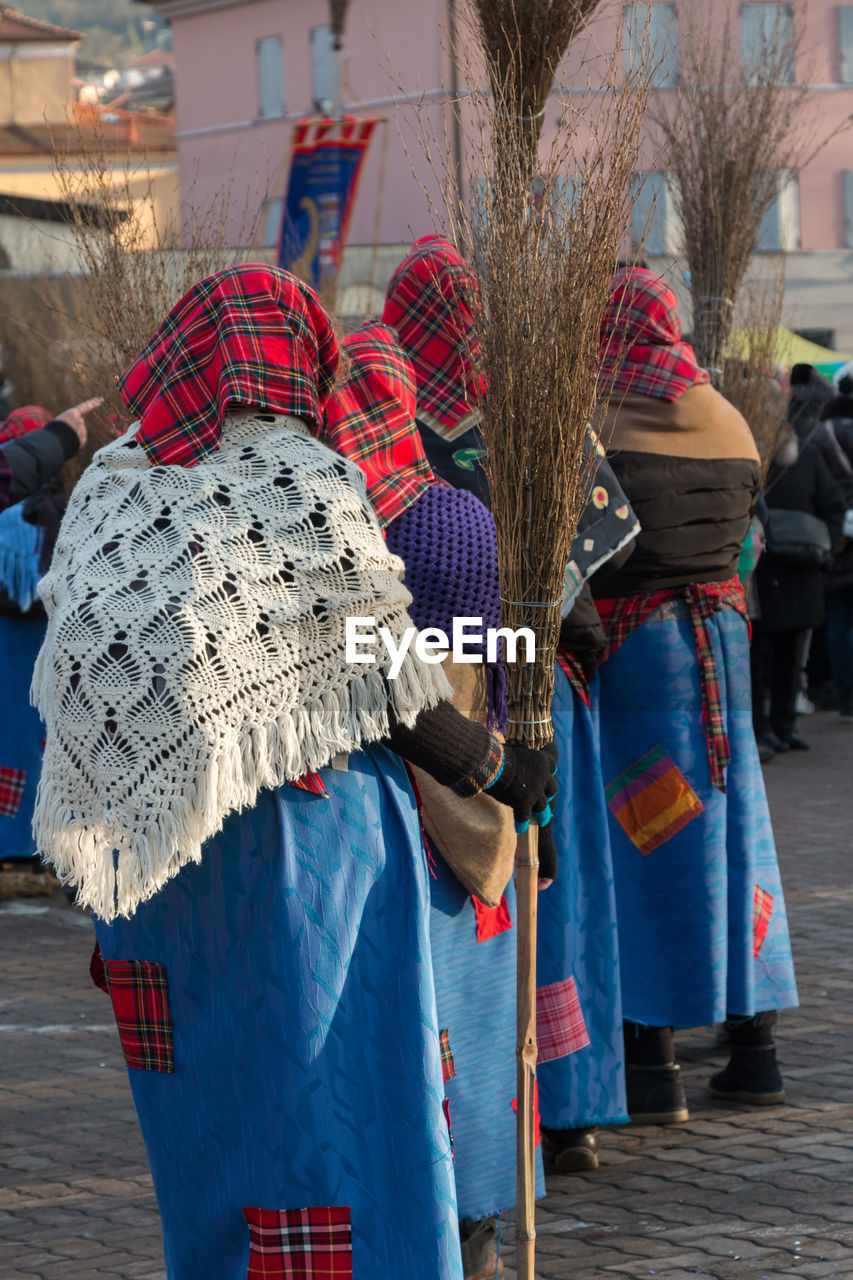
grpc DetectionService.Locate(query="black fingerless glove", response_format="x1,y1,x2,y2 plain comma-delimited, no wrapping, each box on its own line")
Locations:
486,742,558,824
537,821,558,882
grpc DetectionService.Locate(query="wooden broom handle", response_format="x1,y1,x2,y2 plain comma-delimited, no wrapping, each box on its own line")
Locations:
516,822,539,1279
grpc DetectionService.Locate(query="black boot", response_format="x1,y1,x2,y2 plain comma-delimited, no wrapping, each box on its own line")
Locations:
624,1021,689,1124
459,1217,503,1279
708,1011,785,1105
541,1125,600,1173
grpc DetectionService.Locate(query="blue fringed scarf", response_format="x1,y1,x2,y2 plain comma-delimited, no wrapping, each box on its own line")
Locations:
0,503,44,612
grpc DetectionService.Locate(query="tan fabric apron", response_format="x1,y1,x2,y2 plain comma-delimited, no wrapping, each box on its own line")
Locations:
410,659,517,906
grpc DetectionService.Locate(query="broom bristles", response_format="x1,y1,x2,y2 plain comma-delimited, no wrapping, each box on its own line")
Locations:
652,2,840,385
458,9,653,746
412,13,660,1279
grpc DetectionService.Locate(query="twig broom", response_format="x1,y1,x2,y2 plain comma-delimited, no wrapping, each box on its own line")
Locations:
461,5,652,1273
652,1,849,387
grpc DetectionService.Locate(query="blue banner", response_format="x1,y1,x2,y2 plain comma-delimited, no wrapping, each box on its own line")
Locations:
278,117,376,289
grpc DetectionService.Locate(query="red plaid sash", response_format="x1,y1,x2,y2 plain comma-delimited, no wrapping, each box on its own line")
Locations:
555,648,590,707
321,322,435,527
102,959,174,1073
243,1206,352,1278
0,766,26,817
597,577,747,793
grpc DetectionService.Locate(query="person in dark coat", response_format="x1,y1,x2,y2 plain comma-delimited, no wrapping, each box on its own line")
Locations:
752,424,845,751
787,362,833,442
814,373,853,718
0,401,98,880
787,365,843,705
0,399,97,512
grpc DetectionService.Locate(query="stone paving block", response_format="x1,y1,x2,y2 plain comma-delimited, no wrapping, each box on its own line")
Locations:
601,1251,721,1272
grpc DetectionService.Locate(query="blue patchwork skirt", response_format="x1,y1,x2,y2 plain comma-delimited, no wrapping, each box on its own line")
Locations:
429,858,545,1221
0,612,45,858
596,605,798,1028
536,667,628,1131
94,746,462,1280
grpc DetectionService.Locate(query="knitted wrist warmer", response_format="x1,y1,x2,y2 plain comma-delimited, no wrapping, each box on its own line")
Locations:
387,700,504,796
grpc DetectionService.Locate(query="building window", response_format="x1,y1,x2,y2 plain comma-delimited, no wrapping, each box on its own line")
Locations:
552,175,580,222
844,172,853,248
840,7,853,84
756,171,800,251
311,26,338,112
262,197,283,249
473,176,579,237
257,35,285,119
740,4,794,85
631,171,678,256
624,4,678,88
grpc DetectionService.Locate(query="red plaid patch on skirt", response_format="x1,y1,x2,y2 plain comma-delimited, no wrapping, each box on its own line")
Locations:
243,1206,352,1278
535,976,591,1064
102,959,174,1073
0,766,26,817
753,885,774,957
439,1028,456,1082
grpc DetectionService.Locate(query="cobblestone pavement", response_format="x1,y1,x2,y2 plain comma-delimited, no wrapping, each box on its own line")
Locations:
2,711,852,1279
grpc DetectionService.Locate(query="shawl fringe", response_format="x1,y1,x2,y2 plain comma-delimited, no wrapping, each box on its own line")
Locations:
33,654,441,921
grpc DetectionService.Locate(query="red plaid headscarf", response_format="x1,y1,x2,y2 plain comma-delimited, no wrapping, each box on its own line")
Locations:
381,235,486,441
321,323,435,528
601,268,709,402
118,264,339,467
0,405,51,444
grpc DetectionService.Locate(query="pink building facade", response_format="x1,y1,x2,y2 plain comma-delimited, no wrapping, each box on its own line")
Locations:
152,0,853,347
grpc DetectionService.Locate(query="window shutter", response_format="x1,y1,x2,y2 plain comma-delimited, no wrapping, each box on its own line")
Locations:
844,172,853,248
311,26,338,110
840,7,853,84
257,36,284,119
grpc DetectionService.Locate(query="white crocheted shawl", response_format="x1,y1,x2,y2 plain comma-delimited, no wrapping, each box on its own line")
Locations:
32,412,450,920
